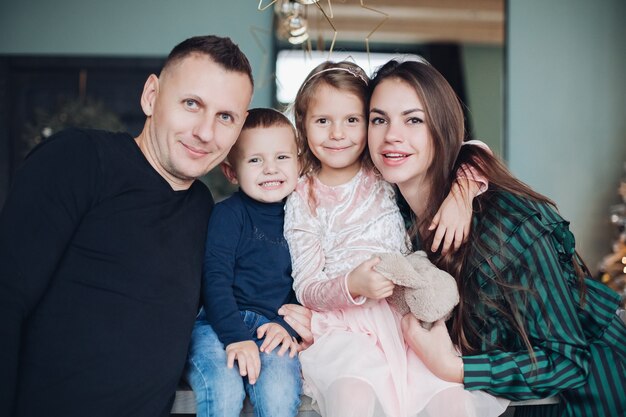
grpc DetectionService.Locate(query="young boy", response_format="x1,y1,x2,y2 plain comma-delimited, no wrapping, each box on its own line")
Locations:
184,108,302,417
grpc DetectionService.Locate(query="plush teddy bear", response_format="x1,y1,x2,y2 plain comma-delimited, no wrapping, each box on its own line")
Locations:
373,251,459,329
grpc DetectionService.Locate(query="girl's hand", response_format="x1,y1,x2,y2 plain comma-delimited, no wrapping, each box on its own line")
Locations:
257,322,298,358
278,304,313,351
401,315,463,383
429,178,481,255
225,340,261,384
347,257,395,300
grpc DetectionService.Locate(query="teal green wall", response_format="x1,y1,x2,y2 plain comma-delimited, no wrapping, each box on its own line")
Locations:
3,0,624,271
463,45,504,156
0,0,504,142
0,0,275,107
507,0,626,271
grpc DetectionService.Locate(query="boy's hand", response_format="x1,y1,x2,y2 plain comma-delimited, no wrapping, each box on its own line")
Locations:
429,178,480,255
347,257,394,300
257,322,298,358
225,340,261,384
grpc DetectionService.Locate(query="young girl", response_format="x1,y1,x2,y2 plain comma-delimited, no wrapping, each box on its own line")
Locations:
367,59,626,417
283,61,508,417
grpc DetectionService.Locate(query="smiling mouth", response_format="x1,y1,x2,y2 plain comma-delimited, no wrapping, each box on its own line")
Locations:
325,146,351,152
260,180,284,188
182,143,209,156
383,152,410,160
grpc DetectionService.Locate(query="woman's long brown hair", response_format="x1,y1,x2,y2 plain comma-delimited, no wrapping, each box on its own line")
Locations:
369,60,588,356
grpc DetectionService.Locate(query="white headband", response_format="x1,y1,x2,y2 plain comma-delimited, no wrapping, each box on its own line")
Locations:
301,66,369,89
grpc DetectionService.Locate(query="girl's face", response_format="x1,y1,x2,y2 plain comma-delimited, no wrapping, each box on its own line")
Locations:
304,84,367,185
368,78,434,190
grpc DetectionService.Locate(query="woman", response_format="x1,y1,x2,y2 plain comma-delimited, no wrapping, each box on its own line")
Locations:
366,59,626,417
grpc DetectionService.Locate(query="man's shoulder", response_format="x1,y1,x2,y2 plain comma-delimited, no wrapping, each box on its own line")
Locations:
29,128,132,163
185,181,214,217
43,127,130,147
16,129,118,178
189,179,212,198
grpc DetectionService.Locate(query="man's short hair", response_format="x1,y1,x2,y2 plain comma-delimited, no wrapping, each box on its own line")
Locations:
162,35,253,88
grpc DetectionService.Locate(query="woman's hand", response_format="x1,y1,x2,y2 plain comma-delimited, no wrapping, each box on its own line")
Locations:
429,178,481,255
278,304,313,351
401,315,463,383
347,256,395,300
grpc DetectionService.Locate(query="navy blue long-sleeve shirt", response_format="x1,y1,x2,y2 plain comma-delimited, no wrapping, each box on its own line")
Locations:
201,190,298,346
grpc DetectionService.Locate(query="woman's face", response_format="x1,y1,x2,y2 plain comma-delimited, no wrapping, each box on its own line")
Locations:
368,77,434,190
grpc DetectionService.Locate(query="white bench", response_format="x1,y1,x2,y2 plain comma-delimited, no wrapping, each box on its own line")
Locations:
171,388,320,416
170,384,559,416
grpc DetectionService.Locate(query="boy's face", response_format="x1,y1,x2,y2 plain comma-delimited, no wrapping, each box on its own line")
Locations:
223,125,299,203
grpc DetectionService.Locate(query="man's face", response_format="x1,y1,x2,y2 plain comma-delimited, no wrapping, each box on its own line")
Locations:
140,54,253,190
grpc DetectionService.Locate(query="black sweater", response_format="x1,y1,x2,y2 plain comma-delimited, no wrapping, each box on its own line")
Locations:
0,129,212,417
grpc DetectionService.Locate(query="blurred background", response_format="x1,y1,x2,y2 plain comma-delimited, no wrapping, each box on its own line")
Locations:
0,0,624,294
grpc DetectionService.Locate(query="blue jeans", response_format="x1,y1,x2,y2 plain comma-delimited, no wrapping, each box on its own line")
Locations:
184,309,302,417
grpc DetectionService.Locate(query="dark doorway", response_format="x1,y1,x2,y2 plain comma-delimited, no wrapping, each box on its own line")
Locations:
0,55,164,206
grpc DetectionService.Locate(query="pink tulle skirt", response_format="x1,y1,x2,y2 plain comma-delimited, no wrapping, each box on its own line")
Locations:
299,299,509,417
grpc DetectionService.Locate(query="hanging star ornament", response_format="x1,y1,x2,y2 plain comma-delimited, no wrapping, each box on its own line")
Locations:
257,0,278,11
256,0,387,62
312,0,337,57
359,0,389,70
248,26,277,90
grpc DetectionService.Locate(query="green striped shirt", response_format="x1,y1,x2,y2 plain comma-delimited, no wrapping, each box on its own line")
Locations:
461,191,625,417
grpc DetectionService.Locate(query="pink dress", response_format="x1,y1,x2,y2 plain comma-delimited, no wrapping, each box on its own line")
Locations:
284,168,509,417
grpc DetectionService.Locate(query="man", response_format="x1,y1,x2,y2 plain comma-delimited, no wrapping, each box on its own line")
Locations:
0,35,253,417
